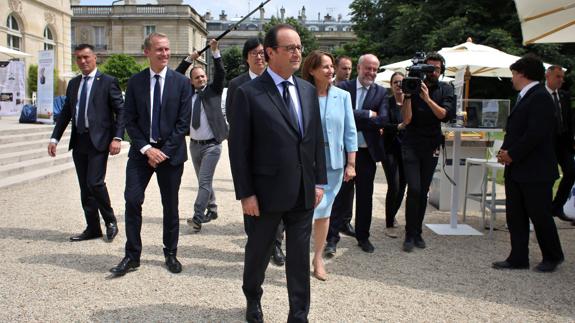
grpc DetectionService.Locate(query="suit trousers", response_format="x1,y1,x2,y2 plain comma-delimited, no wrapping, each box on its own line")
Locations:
72,132,116,234
402,145,438,238
355,148,377,242
189,141,221,217
505,178,564,265
552,140,575,215
245,217,284,246
242,189,312,323
381,145,406,228
124,157,183,261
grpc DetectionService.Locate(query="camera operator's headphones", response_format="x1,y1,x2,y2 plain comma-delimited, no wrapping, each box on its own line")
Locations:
425,52,446,75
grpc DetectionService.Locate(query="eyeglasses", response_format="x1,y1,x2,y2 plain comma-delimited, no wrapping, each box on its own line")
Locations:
273,44,304,54
249,50,265,57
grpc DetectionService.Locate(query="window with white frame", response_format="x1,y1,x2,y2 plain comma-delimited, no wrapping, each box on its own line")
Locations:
6,14,22,50
44,26,55,51
144,25,156,36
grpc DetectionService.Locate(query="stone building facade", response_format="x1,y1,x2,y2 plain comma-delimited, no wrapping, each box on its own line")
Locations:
0,0,73,95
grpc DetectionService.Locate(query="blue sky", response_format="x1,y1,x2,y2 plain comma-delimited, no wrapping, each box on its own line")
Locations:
80,1,354,19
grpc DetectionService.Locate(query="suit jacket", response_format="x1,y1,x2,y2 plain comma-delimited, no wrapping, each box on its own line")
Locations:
51,71,125,152
321,85,358,169
124,68,192,165
555,89,574,149
176,56,228,143
337,79,388,162
225,72,252,125
502,83,559,183
228,70,327,212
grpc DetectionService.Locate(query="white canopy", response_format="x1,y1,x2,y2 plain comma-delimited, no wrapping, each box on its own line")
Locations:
382,40,555,78
514,0,575,45
0,45,32,59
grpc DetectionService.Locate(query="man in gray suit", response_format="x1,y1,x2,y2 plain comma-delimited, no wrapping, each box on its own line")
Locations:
175,40,228,232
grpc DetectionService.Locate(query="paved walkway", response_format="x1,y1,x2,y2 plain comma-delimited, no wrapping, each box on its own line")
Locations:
0,142,574,322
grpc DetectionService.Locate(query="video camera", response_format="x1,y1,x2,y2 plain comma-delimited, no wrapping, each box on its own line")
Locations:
401,52,436,95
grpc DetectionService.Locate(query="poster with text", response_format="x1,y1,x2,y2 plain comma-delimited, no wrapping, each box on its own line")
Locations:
0,60,25,116
37,50,54,123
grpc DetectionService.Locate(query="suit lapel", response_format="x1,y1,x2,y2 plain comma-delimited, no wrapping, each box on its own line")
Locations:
144,71,152,126
71,76,82,117
363,84,376,110
87,71,101,119
294,77,309,137
261,72,300,135
161,69,172,118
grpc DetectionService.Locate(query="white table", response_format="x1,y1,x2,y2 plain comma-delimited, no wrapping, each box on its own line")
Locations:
426,126,503,235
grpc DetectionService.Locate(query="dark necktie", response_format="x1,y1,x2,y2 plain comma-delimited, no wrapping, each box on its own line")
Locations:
552,91,564,133
281,81,301,134
77,76,90,134
152,74,161,141
192,90,201,130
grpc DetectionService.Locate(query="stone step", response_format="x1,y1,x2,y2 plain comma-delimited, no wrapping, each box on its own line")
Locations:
0,131,60,145
0,143,130,189
0,124,55,136
0,137,71,154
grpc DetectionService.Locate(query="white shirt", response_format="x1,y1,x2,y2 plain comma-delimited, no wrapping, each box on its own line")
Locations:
140,66,168,155
248,69,259,80
518,81,538,101
266,67,303,133
190,85,216,140
545,83,562,107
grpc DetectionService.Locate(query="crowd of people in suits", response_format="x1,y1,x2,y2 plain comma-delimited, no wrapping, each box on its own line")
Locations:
47,24,572,323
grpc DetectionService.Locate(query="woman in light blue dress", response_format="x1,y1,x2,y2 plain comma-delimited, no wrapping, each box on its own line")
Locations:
302,50,357,281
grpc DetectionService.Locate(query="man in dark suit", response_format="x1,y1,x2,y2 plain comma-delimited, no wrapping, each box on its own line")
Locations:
110,32,192,276
226,37,286,267
228,24,327,323
545,65,575,224
326,53,388,255
494,54,564,273
174,39,228,233
48,43,124,242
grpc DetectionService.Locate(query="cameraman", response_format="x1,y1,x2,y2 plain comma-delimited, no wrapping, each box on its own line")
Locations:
401,52,455,252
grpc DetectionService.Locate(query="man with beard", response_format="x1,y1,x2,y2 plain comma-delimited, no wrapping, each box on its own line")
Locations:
326,54,388,255
401,52,455,252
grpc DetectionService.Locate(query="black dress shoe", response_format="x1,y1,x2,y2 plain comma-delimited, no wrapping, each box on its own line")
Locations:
165,254,182,273
403,237,414,252
105,222,118,242
357,239,374,253
206,210,218,221
491,260,529,270
110,257,140,276
533,259,563,273
324,240,337,258
246,299,264,323
414,235,426,249
271,244,285,266
340,222,356,237
70,230,102,242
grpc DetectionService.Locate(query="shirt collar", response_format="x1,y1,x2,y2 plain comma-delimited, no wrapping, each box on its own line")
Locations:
82,68,98,79
248,69,260,80
149,66,168,79
519,81,538,99
266,67,294,86
356,79,369,91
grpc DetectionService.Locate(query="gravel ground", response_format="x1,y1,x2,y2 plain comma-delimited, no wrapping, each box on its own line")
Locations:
0,142,573,322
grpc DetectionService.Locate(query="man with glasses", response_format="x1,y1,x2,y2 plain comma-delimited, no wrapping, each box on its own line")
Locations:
228,24,326,323
226,37,287,267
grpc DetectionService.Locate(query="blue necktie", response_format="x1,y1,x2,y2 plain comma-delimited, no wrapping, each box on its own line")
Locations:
152,74,162,141
77,76,90,134
357,87,368,147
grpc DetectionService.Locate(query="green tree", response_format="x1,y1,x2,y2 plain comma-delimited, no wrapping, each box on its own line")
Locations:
263,16,319,56
99,54,145,90
222,46,244,86
345,0,575,97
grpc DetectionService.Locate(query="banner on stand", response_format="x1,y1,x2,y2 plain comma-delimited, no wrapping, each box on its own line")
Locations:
37,50,54,124
0,60,26,116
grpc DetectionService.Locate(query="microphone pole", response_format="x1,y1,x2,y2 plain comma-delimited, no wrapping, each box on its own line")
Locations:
197,0,272,55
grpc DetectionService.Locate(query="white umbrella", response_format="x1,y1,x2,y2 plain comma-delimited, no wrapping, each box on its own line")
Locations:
0,45,32,59
514,0,575,45
382,39,555,78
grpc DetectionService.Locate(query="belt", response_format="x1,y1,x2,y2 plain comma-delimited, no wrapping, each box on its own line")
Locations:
190,138,218,145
